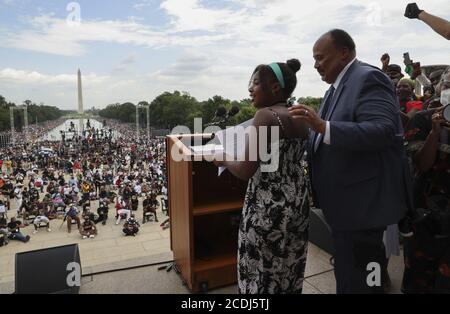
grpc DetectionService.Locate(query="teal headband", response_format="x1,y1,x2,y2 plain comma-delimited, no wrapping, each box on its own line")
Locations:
268,63,285,89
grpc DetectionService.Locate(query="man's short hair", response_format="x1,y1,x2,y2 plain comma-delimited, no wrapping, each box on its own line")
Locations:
327,29,356,52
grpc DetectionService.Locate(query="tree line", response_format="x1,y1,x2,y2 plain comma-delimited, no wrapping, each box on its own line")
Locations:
0,95,67,132
98,91,322,131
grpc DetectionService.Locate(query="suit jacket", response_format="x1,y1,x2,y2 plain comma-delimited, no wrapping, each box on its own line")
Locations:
308,60,411,231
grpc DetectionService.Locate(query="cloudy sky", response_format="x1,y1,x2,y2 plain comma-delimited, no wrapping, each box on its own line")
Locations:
0,0,448,110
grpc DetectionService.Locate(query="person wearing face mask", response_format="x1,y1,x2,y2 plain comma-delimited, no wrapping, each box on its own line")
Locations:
422,70,444,110
402,79,450,293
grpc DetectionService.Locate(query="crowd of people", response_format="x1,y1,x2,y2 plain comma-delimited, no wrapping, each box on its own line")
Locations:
0,118,168,247
0,118,67,149
211,3,449,294
1,2,449,295
377,53,450,293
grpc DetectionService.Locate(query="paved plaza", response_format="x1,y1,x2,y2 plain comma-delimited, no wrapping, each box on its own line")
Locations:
0,213,405,294
0,172,405,294
0,191,170,288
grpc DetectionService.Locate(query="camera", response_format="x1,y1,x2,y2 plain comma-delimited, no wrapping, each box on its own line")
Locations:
403,52,412,66
443,104,450,122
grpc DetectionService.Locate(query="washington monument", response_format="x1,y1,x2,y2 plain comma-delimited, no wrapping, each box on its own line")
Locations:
77,68,84,134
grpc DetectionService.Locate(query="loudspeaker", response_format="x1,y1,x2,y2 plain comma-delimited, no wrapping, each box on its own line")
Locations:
15,243,81,294
309,208,334,256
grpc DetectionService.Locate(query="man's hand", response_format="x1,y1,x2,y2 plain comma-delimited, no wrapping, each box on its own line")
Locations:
405,3,423,19
289,104,326,134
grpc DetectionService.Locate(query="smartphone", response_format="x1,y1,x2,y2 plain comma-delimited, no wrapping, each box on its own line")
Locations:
403,52,412,66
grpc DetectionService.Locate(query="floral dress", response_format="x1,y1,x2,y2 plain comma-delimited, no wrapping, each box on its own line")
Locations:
238,134,310,294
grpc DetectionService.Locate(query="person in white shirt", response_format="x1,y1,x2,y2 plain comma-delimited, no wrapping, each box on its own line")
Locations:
14,185,23,216
68,176,78,187
133,183,142,195
115,197,131,225
32,215,51,234
0,200,6,218
63,184,71,197
70,184,79,203
35,177,44,192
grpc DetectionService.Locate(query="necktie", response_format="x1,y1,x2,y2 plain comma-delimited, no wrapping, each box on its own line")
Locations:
312,86,335,153
320,86,335,119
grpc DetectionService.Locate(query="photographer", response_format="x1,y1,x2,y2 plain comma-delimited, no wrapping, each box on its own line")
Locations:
123,216,140,237
95,201,109,225
142,193,159,223
7,217,30,243
402,78,450,292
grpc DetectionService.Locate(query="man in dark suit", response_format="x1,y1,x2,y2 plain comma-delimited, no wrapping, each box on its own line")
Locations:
290,29,411,293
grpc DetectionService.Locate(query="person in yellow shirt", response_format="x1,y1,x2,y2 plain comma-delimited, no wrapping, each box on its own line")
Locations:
5,159,12,176
81,181,91,204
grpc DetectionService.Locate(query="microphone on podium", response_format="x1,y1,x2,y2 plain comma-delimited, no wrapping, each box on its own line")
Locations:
226,105,240,119
205,106,240,128
205,107,227,127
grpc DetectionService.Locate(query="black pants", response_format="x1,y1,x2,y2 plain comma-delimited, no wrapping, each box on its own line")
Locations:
333,228,387,294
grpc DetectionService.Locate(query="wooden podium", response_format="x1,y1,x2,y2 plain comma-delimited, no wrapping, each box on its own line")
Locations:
166,134,248,292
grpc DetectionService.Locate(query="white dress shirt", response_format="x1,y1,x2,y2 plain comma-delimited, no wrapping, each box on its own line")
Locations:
323,58,357,145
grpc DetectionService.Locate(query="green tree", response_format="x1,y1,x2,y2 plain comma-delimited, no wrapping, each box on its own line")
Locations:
149,91,198,129
0,95,63,132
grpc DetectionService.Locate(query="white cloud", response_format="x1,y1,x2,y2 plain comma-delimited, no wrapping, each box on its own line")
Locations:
112,53,138,74
160,0,247,33
153,53,213,79
133,0,154,10
0,0,449,108
0,13,234,56
0,68,108,85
